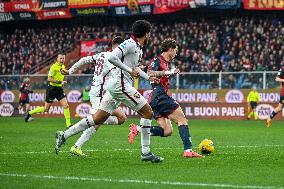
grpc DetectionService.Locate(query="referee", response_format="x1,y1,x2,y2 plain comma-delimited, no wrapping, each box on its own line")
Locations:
25,53,72,127
247,86,260,120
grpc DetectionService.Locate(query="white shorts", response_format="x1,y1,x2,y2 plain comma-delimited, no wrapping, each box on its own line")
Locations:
90,96,102,114
99,85,147,114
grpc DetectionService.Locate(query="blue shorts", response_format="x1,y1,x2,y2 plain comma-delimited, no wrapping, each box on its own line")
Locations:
19,97,30,106
149,86,179,119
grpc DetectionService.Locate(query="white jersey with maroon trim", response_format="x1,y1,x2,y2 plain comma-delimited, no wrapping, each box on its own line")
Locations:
69,51,114,97
108,36,143,88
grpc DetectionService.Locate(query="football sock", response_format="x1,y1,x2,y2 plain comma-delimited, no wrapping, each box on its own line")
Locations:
270,111,277,119
64,115,94,139
63,108,71,127
28,107,44,115
248,111,253,118
103,116,118,125
253,111,258,120
150,126,165,137
75,126,96,148
140,118,151,154
178,125,192,151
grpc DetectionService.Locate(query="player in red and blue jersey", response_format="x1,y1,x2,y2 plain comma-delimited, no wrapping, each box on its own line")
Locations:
128,38,204,158
266,64,284,127
18,78,33,114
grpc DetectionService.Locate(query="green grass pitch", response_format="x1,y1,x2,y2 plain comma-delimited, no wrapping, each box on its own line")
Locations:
0,117,284,189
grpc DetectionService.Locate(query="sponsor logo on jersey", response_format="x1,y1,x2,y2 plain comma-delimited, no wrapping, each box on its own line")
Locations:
1,91,15,102
225,90,244,103
0,103,14,117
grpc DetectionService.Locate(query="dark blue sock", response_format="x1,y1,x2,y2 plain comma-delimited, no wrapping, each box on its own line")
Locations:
270,111,277,119
150,126,164,137
178,125,192,150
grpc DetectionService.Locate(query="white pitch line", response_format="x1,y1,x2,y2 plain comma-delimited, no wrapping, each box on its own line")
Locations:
0,173,280,189
0,144,283,155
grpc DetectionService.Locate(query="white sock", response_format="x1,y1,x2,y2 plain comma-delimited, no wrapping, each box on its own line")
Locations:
140,118,152,154
75,126,96,148
104,116,118,125
64,115,94,139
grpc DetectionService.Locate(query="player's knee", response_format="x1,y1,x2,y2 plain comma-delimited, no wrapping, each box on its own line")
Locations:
163,129,173,137
63,104,69,109
117,114,127,125
178,117,188,125
142,111,153,120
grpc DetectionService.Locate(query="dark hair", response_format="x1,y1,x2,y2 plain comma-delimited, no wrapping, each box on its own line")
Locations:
161,39,177,52
112,36,124,45
132,20,151,38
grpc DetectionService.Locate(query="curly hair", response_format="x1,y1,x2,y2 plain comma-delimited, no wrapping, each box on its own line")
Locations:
161,38,177,52
132,20,151,38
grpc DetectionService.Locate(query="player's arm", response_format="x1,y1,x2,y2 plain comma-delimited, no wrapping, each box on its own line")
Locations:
67,55,98,75
147,68,180,77
147,58,180,77
247,92,251,103
48,68,67,85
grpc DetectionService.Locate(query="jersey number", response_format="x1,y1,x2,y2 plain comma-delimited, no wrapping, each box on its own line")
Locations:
95,54,105,76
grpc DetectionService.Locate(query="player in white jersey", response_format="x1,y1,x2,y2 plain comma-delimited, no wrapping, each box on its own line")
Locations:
64,36,127,124
58,37,127,156
55,20,163,163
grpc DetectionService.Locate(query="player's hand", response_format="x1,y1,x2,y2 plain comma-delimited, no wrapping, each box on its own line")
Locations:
61,81,67,85
173,68,180,74
60,69,69,75
275,77,283,82
131,68,140,78
149,76,160,83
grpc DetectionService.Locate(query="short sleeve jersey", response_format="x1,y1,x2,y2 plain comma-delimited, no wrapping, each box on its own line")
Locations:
48,62,65,87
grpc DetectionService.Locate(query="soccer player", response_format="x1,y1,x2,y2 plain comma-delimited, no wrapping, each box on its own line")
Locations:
128,38,204,158
246,86,260,120
18,78,33,116
24,54,72,127
266,66,284,127
60,37,127,156
55,20,163,163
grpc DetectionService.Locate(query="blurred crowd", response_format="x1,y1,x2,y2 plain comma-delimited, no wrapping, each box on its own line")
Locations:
0,13,284,89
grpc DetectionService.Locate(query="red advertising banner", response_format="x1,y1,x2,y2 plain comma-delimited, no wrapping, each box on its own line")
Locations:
69,0,109,8
0,2,12,13
80,39,110,57
243,0,284,10
10,0,42,12
153,0,196,14
36,8,71,20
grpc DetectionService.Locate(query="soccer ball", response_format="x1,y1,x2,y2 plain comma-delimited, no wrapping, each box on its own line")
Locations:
198,139,215,155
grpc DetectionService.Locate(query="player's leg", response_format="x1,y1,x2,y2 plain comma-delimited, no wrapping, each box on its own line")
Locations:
55,92,115,154
247,102,253,120
25,86,54,122
25,103,31,113
107,108,127,125
267,103,283,127
168,107,204,158
90,95,126,125
58,97,71,127
120,86,162,162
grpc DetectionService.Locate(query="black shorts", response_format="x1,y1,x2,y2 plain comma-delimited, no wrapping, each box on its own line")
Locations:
250,101,257,109
45,85,66,103
279,96,284,104
149,86,179,119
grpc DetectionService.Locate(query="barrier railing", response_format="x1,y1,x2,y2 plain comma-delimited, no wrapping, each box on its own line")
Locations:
0,71,279,91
